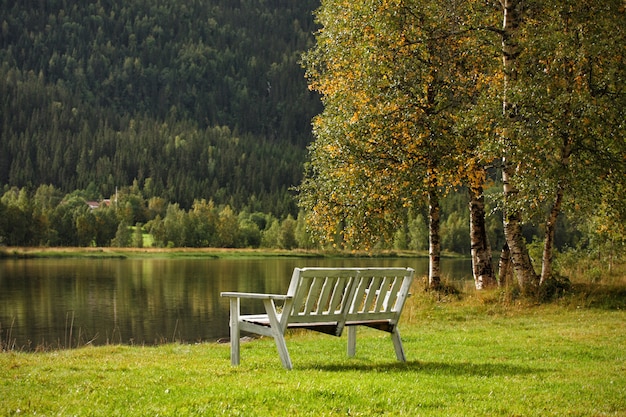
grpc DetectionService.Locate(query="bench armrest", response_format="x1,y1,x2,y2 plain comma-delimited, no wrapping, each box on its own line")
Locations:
221,291,292,301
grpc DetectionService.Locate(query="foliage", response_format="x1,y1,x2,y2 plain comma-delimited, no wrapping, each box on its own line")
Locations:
301,0,625,289
495,0,626,218
300,0,495,249
537,274,572,302
487,0,626,285
1,183,590,255
1,0,624,264
0,184,313,249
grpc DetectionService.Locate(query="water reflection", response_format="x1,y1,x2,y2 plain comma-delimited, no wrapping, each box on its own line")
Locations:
0,257,471,350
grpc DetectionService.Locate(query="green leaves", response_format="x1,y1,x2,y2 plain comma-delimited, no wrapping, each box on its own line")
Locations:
301,0,496,248
500,0,626,219
302,0,625,284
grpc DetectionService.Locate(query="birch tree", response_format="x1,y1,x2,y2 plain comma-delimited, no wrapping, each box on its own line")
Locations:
517,0,625,283
495,0,540,289
300,0,495,288
495,0,626,286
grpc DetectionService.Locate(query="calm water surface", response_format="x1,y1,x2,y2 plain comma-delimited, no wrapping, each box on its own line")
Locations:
0,257,471,349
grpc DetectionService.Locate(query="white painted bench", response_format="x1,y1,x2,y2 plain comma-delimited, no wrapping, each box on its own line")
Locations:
221,267,415,369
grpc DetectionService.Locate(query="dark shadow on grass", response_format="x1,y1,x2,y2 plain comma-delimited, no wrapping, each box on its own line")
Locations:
302,360,546,376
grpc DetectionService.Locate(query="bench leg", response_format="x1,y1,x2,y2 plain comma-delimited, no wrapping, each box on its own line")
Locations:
229,298,241,366
347,326,356,357
263,299,293,370
391,327,406,362
348,326,406,362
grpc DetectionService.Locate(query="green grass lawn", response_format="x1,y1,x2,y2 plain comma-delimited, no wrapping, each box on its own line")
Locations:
2,292,625,416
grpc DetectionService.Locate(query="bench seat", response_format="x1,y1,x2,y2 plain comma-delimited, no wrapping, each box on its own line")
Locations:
221,267,414,369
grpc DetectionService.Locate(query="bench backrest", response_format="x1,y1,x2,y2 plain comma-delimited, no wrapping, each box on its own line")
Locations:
346,267,414,322
283,267,414,332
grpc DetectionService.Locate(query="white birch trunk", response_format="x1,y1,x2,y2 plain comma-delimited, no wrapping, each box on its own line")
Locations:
469,184,496,289
500,0,539,290
498,242,512,286
541,189,563,284
428,186,441,289
502,160,538,288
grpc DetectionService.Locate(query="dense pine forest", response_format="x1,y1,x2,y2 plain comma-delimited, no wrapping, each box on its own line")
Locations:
1,0,321,215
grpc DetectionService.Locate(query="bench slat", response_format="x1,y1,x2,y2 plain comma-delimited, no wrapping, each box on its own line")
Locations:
350,275,370,314
328,276,347,313
373,276,393,312
363,276,383,312
385,274,404,311
291,276,310,315
306,276,325,314
317,276,336,314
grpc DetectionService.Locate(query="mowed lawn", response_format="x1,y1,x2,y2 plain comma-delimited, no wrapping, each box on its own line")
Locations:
1,291,625,416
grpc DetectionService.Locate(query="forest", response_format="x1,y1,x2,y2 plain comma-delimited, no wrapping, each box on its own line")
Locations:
1,0,321,215
0,0,507,252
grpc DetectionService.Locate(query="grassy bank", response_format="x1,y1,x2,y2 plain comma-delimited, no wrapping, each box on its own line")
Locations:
2,290,624,416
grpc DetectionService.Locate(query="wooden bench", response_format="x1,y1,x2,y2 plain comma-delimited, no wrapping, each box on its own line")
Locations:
221,267,415,369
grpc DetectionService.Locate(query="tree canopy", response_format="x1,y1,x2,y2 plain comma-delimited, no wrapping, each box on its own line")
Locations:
494,0,626,286
301,0,485,243
301,0,626,289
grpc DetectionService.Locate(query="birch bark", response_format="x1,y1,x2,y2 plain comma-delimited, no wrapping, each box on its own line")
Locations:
428,185,441,289
500,0,539,289
498,242,512,286
469,183,496,289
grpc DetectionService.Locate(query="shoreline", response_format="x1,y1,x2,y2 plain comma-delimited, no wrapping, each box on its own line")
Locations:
0,246,440,260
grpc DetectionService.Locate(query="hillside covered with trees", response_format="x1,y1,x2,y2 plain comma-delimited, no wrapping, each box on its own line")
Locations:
1,0,321,214
0,0,497,252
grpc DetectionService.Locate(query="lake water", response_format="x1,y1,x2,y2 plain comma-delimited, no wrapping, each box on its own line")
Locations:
0,256,472,350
